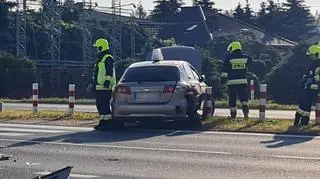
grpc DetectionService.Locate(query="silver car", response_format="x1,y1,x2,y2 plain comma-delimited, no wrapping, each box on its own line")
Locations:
110,58,214,127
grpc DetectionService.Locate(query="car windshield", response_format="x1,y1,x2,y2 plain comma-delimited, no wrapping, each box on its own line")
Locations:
121,66,180,82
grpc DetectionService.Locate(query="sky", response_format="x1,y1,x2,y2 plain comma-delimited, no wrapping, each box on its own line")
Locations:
98,0,319,15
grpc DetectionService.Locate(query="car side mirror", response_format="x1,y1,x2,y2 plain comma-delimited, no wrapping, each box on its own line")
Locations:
200,75,206,82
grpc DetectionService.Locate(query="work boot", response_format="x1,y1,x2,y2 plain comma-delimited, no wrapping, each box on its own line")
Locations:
300,116,310,126
231,111,237,119
293,112,301,126
242,105,249,120
244,113,249,120
94,120,110,130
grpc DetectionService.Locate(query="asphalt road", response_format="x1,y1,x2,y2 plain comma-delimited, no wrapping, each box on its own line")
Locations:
0,123,319,179
2,103,305,119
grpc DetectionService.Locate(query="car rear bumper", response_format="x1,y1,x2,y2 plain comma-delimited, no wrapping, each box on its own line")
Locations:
111,100,187,119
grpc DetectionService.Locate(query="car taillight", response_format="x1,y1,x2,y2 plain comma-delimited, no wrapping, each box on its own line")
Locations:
116,85,131,95
163,85,175,94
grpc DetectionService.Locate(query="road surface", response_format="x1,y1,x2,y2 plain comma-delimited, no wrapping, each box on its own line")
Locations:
0,123,319,178
2,103,306,119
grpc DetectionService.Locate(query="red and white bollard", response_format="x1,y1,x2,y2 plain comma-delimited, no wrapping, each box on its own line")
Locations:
250,80,255,101
69,84,76,116
32,83,39,113
315,93,320,125
259,84,267,120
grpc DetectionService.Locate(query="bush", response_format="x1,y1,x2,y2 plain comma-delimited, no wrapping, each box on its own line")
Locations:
0,52,37,98
196,48,225,98
264,44,310,103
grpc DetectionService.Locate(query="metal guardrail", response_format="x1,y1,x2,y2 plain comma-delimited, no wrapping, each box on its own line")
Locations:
34,60,92,68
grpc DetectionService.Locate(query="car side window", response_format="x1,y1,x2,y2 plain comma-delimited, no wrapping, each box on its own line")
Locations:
183,63,195,80
190,66,200,80
178,65,188,81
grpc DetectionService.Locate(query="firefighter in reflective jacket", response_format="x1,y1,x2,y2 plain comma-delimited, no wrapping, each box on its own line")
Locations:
221,41,253,119
91,38,116,130
294,45,320,126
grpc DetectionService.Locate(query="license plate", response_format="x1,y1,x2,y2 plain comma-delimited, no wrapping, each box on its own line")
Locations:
134,92,159,99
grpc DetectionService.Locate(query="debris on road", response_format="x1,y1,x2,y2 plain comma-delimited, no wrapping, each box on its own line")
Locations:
0,153,12,161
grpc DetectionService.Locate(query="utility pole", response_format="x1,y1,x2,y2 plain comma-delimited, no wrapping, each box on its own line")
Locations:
16,0,26,57
43,0,62,88
111,0,122,61
80,0,93,75
130,11,135,58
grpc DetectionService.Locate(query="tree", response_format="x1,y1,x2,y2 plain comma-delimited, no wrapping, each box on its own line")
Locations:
243,0,254,24
315,10,320,25
233,3,245,21
0,52,37,98
258,2,267,17
257,2,267,26
61,0,82,23
151,0,183,22
0,2,16,52
196,47,223,98
264,44,309,103
194,0,219,12
279,0,315,41
134,1,148,19
161,37,177,46
256,0,284,35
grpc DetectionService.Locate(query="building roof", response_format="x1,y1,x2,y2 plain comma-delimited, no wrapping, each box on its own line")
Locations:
300,27,320,45
158,6,213,46
159,6,297,47
203,9,297,47
89,5,297,48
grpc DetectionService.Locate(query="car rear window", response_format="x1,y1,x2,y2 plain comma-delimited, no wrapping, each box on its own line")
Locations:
121,66,180,82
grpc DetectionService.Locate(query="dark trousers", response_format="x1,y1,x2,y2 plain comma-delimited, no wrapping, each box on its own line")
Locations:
294,89,317,125
95,90,112,115
228,84,249,117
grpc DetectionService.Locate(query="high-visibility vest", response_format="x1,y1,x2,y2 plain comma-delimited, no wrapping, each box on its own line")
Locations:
95,54,116,90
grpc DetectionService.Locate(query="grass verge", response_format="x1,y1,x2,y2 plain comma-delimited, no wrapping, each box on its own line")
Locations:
0,110,98,121
0,98,298,110
0,110,319,135
203,117,320,135
215,100,297,110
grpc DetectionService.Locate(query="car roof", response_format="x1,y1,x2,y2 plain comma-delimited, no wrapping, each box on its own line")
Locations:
145,46,203,73
129,60,188,68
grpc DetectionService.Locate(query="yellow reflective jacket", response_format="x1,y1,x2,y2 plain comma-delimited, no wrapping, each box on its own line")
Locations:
93,54,116,90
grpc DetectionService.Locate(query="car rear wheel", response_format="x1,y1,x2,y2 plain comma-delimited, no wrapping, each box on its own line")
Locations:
111,112,125,130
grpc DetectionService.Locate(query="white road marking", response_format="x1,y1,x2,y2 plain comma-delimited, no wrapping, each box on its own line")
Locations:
26,162,41,166
0,127,66,133
0,138,232,155
34,171,99,178
0,123,92,131
134,129,320,139
1,123,319,139
2,137,318,162
274,155,320,160
166,130,182,136
0,132,31,136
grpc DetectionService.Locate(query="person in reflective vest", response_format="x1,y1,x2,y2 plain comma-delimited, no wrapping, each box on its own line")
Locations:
92,38,116,130
221,41,253,119
294,45,320,126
